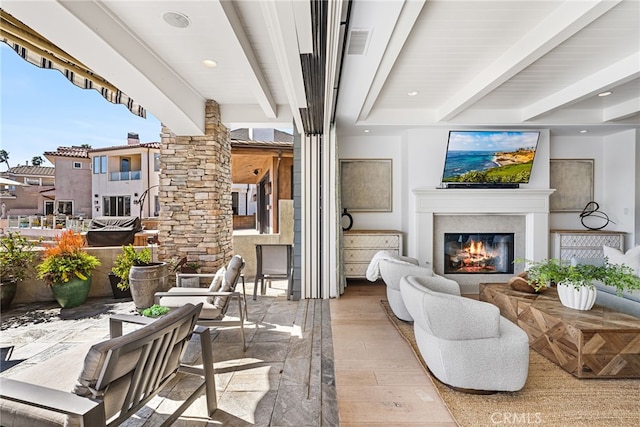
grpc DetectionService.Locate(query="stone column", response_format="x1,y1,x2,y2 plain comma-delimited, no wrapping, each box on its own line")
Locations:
158,100,233,273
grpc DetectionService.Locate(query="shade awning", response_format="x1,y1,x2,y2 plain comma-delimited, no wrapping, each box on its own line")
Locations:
0,8,146,118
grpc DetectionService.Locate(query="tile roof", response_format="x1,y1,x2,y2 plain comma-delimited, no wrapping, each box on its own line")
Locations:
5,166,55,176
88,142,161,153
43,146,90,158
231,139,293,150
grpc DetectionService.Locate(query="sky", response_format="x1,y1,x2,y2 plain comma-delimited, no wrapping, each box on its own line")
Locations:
0,43,162,171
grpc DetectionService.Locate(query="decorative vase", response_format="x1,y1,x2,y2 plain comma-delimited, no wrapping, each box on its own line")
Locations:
108,272,132,299
556,282,597,311
1,280,18,310
129,262,168,310
51,276,92,308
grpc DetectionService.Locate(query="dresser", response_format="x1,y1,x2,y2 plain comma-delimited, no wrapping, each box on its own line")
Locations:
550,229,625,261
343,230,403,278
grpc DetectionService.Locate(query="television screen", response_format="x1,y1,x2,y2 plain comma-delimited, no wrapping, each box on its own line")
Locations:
441,130,540,184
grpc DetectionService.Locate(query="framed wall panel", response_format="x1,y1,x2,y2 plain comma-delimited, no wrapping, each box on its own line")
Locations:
340,159,392,212
549,159,594,212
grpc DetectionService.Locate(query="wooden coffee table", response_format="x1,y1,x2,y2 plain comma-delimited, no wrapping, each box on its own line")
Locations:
479,282,640,379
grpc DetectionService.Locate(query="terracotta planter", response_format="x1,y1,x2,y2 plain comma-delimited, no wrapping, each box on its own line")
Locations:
51,276,92,308
129,262,168,309
1,280,18,310
557,282,597,311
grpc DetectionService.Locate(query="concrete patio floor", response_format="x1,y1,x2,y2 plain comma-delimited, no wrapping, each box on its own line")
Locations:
1,280,454,426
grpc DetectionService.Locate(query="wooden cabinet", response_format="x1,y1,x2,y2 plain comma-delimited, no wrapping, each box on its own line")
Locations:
551,229,625,261
343,230,403,278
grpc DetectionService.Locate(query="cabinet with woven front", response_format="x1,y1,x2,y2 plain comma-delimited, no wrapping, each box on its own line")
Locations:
551,229,625,261
343,230,403,278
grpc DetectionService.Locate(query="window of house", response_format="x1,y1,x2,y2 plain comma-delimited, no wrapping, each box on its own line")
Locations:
102,196,131,216
232,192,239,215
100,156,107,174
93,157,100,174
44,201,54,215
57,200,73,215
73,162,82,169
154,153,160,171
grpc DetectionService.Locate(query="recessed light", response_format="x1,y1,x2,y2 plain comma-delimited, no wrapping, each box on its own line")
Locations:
363,129,370,133
162,11,190,28
598,91,612,97
579,130,588,134
202,59,218,68
408,91,419,96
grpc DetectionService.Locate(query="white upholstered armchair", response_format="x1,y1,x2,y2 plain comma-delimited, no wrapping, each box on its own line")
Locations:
379,257,459,321
400,275,529,392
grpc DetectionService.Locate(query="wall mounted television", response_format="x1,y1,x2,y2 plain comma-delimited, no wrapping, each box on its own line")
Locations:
441,130,540,188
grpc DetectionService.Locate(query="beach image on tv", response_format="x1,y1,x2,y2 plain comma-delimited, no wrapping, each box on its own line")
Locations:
441,131,540,183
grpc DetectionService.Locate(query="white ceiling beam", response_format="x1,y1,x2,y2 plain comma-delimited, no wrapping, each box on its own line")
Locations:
603,97,640,122
260,0,308,132
358,0,426,121
437,0,622,122
522,53,640,121
220,104,293,129
3,0,207,136
216,0,277,120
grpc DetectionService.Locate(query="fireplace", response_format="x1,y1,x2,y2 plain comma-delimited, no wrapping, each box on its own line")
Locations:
444,233,514,274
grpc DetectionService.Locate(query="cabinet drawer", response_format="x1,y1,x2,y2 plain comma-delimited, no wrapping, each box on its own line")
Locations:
344,234,400,248
344,249,399,262
558,248,608,261
559,234,622,249
344,263,369,277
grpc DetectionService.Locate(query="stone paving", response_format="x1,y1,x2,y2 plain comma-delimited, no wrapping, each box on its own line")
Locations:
0,281,337,426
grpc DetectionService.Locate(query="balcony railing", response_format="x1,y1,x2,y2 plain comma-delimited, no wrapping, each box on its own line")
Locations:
110,170,141,181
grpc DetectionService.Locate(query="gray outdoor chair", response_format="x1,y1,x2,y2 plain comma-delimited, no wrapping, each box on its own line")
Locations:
254,244,294,300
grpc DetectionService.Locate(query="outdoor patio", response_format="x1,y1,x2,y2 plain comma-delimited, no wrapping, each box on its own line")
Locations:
0,280,453,426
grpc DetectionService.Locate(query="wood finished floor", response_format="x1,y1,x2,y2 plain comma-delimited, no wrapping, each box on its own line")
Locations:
330,280,457,426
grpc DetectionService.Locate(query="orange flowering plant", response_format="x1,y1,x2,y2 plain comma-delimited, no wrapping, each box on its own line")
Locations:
36,230,100,286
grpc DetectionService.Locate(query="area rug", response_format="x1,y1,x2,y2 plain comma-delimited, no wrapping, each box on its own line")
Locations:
380,300,640,427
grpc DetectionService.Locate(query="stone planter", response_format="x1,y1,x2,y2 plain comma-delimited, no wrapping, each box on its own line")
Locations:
129,262,168,310
51,276,92,308
557,282,597,311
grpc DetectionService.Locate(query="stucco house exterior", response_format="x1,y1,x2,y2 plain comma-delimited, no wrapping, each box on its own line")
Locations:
43,146,92,218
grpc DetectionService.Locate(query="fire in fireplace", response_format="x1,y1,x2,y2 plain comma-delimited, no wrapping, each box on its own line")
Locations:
444,233,514,274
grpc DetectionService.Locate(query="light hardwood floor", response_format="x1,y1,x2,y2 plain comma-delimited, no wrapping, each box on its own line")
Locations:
330,280,457,426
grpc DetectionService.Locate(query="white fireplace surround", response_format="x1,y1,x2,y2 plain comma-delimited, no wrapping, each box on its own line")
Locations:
413,188,555,271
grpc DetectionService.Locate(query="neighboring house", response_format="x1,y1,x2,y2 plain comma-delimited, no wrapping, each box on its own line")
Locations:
43,146,92,218
0,165,55,216
90,133,161,219
230,128,293,234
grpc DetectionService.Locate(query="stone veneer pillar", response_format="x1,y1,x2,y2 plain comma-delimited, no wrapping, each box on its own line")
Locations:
158,100,233,273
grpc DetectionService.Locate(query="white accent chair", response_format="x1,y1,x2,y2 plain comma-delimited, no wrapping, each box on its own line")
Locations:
400,275,529,392
379,257,459,321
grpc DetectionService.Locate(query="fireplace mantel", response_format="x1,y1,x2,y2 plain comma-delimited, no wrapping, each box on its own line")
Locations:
413,188,555,272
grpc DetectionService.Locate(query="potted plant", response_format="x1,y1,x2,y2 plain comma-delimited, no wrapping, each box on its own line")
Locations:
518,258,640,310
36,230,100,308
112,244,167,310
0,232,39,310
172,257,201,287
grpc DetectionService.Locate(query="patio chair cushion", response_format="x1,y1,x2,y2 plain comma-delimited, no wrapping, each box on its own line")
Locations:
157,288,224,319
206,267,226,302
213,256,243,309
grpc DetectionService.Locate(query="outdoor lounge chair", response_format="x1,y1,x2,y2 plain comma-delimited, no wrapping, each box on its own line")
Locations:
155,255,247,350
0,303,216,426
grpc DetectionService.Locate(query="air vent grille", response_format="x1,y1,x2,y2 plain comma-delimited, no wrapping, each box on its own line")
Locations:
347,29,370,55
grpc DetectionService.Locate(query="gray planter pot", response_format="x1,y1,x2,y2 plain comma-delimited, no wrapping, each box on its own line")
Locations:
129,262,168,309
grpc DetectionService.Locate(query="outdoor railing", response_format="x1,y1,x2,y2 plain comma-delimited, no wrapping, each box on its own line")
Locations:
5,215,89,232
110,170,141,181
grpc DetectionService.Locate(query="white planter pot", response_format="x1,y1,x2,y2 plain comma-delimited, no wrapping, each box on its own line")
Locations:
556,282,597,311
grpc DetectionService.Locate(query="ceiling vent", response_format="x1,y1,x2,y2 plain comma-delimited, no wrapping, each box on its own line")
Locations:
347,29,371,55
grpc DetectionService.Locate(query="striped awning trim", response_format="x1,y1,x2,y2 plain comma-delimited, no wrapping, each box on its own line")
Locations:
0,8,146,118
